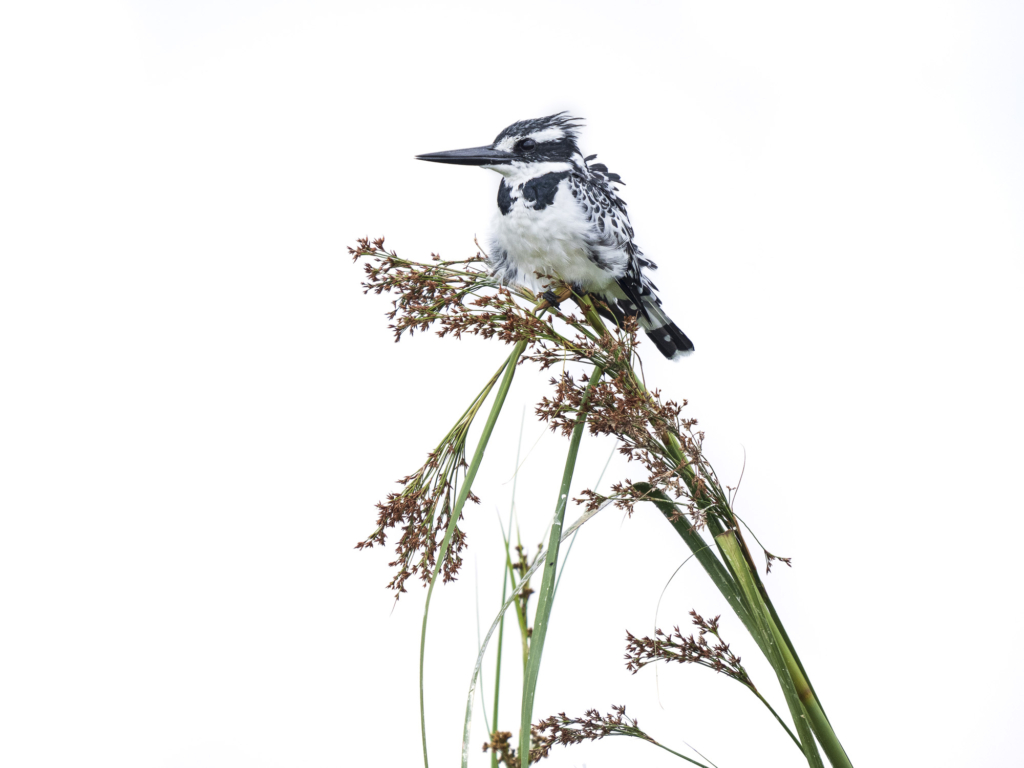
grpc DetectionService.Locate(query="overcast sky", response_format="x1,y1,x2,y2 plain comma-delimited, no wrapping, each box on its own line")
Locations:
2,2,1023,767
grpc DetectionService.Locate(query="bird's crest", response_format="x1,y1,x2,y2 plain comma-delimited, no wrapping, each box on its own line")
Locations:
491,112,584,158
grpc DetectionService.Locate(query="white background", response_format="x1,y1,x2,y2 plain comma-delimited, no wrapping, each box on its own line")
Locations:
2,1,1022,766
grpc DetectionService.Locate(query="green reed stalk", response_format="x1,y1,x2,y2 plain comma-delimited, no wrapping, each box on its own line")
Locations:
356,242,851,767
572,299,851,766
490,550,508,768
498,522,530,669
419,340,527,768
490,410,526,768
716,531,823,768
633,483,807,753
462,500,610,768
630,483,759,646
743,547,837,732
664,432,844,759
518,366,604,766
717,532,852,768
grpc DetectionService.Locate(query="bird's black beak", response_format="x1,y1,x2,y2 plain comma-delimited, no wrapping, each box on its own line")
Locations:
415,145,513,166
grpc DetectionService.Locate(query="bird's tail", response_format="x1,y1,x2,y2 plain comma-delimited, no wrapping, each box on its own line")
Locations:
638,299,694,360
599,293,694,360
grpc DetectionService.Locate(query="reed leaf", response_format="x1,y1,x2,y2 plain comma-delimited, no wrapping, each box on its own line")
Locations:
461,499,613,768
419,340,526,768
630,483,761,650
518,367,604,766
716,531,823,768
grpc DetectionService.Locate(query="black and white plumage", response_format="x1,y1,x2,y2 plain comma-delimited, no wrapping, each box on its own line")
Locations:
417,113,694,360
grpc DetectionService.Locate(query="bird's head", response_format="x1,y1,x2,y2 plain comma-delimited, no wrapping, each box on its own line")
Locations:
416,113,583,178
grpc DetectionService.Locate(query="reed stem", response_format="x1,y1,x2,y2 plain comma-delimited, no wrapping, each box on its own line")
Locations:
419,340,527,768
717,531,823,768
518,366,604,766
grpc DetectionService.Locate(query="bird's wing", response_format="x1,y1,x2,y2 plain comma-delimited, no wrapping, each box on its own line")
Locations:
569,168,636,254
570,166,663,319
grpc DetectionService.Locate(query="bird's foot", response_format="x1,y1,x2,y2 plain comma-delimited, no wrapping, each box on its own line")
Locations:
541,289,562,308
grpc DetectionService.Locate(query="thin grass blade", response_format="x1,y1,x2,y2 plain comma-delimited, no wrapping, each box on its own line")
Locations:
518,368,603,766
419,340,526,768
461,499,613,768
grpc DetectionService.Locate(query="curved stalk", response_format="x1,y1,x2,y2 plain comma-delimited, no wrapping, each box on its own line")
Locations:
461,500,612,768
716,531,823,768
419,340,527,768
760,603,853,768
573,297,851,767
518,367,604,766
631,484,761,650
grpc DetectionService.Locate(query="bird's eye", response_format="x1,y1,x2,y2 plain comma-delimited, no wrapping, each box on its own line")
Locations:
518,138,537,152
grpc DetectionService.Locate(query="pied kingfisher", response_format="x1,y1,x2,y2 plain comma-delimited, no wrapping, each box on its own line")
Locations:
416,113,694,360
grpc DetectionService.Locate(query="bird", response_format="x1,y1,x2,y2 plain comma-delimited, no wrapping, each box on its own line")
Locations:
416,112,694,360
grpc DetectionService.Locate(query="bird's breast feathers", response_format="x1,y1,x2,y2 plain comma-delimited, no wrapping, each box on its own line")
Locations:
490,170,629,291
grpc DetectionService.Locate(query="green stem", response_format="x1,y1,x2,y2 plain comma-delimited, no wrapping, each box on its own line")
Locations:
750,687,804,752
492,517,530,669
631,483,761,651
715,524,852,766
519,366,604,766
419,340,527,768
649,740,713,767
717,531,823,768
510,527,530,669
491,562,507,768
634,485,804,754
759,600,853,767
491,410,525,768
462,496,611,768
575,291,850,766
747,551,837,734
